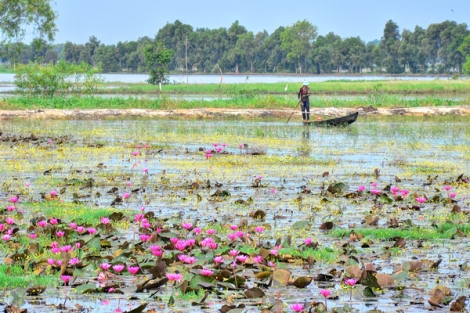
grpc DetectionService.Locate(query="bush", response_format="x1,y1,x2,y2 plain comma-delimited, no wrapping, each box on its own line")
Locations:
14,61,103,97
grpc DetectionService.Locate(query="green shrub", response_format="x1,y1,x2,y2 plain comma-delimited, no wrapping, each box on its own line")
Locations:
14,61,103,97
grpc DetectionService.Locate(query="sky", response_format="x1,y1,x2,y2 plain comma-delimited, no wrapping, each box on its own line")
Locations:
25,0,470,44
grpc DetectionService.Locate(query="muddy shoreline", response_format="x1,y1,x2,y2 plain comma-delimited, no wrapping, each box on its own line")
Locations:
1,106,470,120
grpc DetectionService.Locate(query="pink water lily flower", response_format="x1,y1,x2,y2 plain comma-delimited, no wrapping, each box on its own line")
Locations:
345,278,357,286
416,197,427,204
184,256,198,264
181,222,193,230
166,273,183,282
37,220,50,228
127,266,139,275
236,255,248,263
112,264,125,273
213,256,224,264
61,275,71,284
290,303,304,312
139,234,151,242
100,263,111,271
200,268,214,276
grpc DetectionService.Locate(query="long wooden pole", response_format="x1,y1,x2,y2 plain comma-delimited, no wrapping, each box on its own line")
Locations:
185,36,188,84
286,100,302,124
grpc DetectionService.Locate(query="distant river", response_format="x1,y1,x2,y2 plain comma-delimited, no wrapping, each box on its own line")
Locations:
0,73,456,84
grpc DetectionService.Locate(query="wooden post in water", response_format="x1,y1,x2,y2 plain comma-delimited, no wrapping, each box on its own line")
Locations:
185,36,188,84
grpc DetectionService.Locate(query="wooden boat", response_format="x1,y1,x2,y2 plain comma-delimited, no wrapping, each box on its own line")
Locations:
303,112,359,127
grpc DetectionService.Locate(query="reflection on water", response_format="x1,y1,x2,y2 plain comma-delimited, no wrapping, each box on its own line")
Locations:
298,128,311,158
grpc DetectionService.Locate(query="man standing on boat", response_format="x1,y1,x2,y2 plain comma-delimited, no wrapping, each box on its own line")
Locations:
298,81,310,121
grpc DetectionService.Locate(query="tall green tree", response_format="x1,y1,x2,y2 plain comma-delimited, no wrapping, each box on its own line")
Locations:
380,20,403,73
265,26,288,72
280,20,318,73
341,37,366,73
0,0,57,42
144,41,174,85
459,34,470,74
464,56,470,74
310,32,341,73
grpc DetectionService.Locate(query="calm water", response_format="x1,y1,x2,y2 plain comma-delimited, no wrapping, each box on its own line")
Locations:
0,73,460,84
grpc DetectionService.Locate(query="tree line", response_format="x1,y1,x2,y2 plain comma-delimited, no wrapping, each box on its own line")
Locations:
2,19,470,74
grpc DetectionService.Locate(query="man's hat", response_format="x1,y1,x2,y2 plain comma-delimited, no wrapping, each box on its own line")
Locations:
303,81,309,86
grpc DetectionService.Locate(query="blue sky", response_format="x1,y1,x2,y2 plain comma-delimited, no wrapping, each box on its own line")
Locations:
26,0,470,44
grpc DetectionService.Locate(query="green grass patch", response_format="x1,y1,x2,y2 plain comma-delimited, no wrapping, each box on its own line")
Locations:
23,201,122,225
103,80,470,95
0,265,57,288
1,94,469,110
330,225,470,240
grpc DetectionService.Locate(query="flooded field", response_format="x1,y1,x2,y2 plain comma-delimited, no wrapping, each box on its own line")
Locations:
1,117,470,312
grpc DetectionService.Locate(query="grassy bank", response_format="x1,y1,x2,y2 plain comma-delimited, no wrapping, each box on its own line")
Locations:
103,79,470,95
1,94,469,110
